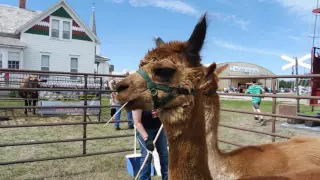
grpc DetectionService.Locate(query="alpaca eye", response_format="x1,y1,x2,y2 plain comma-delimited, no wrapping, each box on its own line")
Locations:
154,67,176,82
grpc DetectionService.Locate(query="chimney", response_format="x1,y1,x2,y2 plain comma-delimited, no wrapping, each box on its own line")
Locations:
19,0,26,9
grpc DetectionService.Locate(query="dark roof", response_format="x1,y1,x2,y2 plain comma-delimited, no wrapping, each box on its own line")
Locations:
0,4,41,34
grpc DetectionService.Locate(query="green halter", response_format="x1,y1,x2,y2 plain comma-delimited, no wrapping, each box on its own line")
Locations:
204,89,217,96
137,69,196,109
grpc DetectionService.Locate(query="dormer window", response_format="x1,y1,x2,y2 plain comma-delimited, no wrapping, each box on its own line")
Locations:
51,19,60,38
63,21,71,39
50,17,72,40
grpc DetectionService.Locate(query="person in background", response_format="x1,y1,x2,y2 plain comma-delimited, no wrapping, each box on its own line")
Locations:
133,109,168,180
4,72,9,87
245,80,266,125
110,92,117,122
108,72,134,130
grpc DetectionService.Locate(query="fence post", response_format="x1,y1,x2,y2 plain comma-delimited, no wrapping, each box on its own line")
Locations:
98,77,103,122
83,75,88,154
271,78,277,142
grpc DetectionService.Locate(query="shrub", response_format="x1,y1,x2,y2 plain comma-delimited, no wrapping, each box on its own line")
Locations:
8,91,17,98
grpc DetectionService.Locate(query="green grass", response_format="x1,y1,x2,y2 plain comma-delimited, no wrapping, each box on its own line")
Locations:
220,99,320,116
0,97,150,180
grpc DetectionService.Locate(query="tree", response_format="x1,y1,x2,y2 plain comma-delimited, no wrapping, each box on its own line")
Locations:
279,80,294,88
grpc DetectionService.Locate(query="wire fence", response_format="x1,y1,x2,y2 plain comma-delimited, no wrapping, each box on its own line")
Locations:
0,68,319,166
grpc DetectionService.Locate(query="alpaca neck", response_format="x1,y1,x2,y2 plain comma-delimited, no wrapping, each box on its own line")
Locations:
205,94,225,178
205,94,221,155
162,91,212,180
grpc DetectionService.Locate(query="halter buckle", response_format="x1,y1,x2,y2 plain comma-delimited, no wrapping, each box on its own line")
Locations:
168,88,179,97
150,88,158,96
189,89,196,95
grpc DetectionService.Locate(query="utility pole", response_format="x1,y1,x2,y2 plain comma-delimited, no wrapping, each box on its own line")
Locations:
295,57,300,113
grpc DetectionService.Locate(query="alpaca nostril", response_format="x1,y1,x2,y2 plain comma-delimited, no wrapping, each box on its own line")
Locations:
116,84,129,93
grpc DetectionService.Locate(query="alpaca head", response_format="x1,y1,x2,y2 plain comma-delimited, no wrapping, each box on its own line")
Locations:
200,63,229,95
115,13,208,124
22,75,47,89
153,38,228,97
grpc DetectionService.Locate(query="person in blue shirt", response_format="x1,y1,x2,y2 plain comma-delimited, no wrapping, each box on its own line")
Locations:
245,80,266,125
132,109,168,180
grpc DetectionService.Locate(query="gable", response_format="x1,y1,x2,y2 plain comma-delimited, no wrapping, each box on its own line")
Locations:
24,7,93,42
25,16,50,36
51,7,72,19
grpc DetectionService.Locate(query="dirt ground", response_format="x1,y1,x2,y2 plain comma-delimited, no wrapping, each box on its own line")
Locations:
0,100,319,180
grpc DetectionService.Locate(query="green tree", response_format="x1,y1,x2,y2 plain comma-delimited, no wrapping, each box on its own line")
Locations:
279,80,294,88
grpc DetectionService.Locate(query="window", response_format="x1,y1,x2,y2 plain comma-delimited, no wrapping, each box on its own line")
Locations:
51,19,60,38
70,57,78,80
41,55,50,71
63,21,71,39
41,55,50,79
8,52,20,69
0,53,2,68
50,18,72,40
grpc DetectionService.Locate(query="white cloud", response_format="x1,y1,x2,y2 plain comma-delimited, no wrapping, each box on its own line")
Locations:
110,0,249,30
210,13,249,31
260,0,316,22
213,39,282,56
112,0,125,3
274,0,315,12
113,0,198,15
113,69,136,75
288,35,302,41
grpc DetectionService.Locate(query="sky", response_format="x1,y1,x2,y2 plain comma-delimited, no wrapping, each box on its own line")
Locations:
1,0,320,75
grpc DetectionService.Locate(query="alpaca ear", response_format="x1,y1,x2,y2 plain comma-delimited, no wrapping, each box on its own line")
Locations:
205,62,216,78
154,36,165,47
215,64,228,75
185,13,208,66
139,59,148,68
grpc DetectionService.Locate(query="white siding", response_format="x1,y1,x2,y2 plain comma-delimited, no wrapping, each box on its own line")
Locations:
21,33,95,74
0,47,23,69
95,43,101,55
94,62,110,82
0,47,24,87
102,62,110,82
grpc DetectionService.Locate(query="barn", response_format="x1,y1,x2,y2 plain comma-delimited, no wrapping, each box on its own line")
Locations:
216,62,277,92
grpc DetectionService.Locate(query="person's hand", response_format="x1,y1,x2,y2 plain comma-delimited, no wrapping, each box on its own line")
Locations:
111,92,117,98
144,138,154,151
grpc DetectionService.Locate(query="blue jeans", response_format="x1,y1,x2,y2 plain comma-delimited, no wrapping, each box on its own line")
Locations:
114,107,133,128
137,128,168,180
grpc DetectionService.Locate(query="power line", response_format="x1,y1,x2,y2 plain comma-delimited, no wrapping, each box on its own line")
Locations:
312,0,320,47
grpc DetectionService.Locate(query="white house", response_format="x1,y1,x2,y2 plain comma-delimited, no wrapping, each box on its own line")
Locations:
0,0,112,83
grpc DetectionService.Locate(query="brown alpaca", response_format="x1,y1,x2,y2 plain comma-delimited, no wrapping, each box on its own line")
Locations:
154,37,320,179
201,63,320,179
115,14,212,180
18,75,47,115
199,62,320,179
238,167,320,180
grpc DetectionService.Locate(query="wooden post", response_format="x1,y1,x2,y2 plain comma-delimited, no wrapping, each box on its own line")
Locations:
271,78,277,142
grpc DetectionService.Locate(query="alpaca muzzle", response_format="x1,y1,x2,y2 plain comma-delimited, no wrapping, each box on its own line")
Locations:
136,69,196,110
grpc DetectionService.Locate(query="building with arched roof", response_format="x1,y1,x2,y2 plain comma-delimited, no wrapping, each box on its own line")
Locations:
216,62,277,92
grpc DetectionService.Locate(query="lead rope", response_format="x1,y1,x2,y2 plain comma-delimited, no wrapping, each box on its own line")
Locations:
103,102,128,127
134,124,164,180
102,102,165,179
